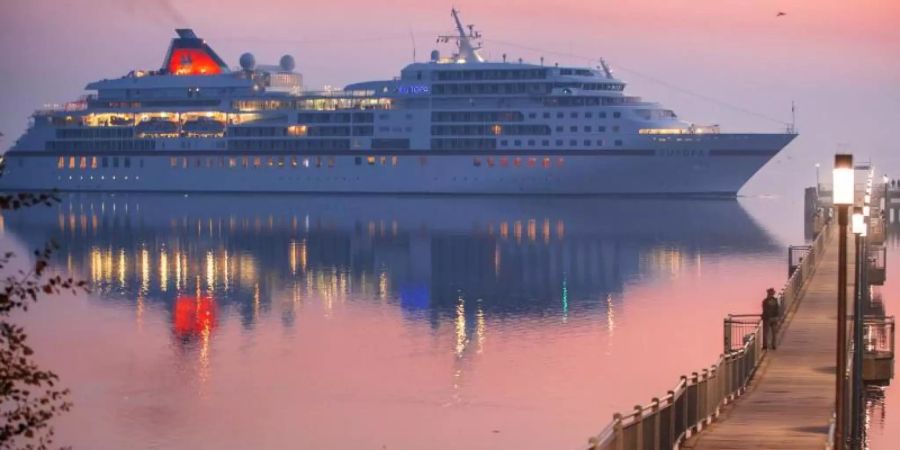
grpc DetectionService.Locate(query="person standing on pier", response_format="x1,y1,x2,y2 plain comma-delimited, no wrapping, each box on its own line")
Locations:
761,288,780,350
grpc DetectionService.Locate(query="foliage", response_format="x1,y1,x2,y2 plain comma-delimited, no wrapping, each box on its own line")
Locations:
0,191,88,449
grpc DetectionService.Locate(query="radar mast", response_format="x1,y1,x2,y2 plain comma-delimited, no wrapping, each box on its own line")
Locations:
436,9,484,63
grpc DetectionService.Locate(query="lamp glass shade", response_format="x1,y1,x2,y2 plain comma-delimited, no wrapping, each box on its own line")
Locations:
852,211,865,234
833,168,854,205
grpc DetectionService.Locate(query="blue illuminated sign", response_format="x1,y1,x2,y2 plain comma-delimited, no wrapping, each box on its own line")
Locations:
396,85,430,95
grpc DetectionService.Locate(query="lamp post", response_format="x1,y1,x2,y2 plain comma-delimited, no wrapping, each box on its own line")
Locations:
850,206,867,447
816,163,821,196
833,153,854,448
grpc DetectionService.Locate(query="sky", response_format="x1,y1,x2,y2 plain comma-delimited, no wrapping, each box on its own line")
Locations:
0,0,899,195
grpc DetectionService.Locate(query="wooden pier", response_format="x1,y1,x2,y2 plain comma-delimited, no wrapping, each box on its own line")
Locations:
586,167,894,450
683,225,845,449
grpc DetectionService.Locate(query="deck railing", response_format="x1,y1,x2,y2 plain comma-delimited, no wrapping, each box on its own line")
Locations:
584,221,832,450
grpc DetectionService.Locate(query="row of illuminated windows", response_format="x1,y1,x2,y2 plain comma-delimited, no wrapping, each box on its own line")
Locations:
166,155,401,169
530,110,621,120
434,69,548,81
553,125,620,133
472,156,565,169
57,156,139,169
431,110,621,123
500,139,623,147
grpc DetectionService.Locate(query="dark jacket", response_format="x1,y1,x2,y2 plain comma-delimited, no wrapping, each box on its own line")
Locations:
762,295,780,320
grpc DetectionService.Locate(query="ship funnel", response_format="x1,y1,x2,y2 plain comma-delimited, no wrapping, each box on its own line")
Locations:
161,29,229,76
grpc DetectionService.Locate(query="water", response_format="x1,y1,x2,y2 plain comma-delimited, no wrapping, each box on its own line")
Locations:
2,192,811,449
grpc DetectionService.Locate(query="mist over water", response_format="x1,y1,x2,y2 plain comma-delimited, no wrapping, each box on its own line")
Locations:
0,193,796,449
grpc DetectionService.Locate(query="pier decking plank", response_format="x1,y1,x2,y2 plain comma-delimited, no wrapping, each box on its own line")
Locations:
684,228,846,449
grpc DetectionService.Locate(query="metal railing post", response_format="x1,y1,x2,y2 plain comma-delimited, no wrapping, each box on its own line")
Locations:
651,397,661,450
613,413,624,450
633,406,643,450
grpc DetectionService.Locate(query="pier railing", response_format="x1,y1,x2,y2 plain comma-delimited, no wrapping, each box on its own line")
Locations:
585,221,832,450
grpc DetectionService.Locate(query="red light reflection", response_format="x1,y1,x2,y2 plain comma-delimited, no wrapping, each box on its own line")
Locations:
173,295,217,337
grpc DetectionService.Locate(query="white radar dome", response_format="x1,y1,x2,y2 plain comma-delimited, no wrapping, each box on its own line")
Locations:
280,54,296,72
239,52,256,70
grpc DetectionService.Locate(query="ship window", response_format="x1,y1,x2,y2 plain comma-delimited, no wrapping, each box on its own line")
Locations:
527,140,535,146
599,112,607,118
613,112,621,118
569,140,577,146
528,113,536,119
612,126,620,133
584,126,592,132
113,157,120,168
514,140,521,146
501,140,508,146
542,157,551,168
543,112,550,119
367,156,376,165
599,126,606,132
570,112,578,118
555,140,563,146
555,126,563,132
585,112,593,118
355,157,362,166
556,112,564,118
584,140,591,146
57,156,65,169
597,140,604,146
542,140,549,146
123,157,130,168
570,126,577,132
615,139,623,146
68,156,76,169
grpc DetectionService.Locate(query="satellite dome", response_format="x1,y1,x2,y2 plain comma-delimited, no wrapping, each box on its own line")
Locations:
279,54,296,72
239,52,256,70
430,50,440,61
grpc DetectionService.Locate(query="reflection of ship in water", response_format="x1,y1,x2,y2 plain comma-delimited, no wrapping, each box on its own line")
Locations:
1,193,777,338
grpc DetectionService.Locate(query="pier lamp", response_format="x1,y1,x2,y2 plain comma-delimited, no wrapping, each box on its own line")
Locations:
850,206,867,447
852,207,866,235
833,153,853,448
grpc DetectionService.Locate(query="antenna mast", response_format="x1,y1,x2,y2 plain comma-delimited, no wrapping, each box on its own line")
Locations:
437,9,484,63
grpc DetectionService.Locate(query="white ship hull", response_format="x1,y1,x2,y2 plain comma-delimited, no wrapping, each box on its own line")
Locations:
0,133,792,196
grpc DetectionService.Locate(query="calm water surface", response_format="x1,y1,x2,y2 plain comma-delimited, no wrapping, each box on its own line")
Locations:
2,193,813,449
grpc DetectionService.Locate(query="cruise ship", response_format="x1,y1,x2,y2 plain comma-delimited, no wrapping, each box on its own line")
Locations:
0,10,795,195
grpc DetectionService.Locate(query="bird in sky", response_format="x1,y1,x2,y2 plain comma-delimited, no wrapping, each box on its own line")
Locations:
776,11,787,17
